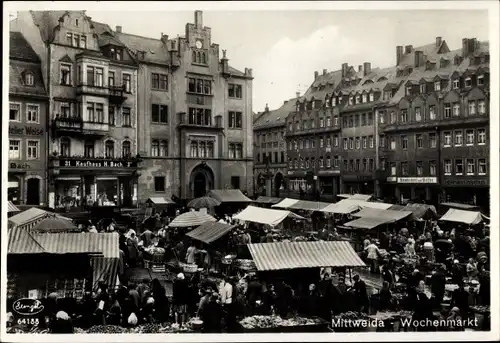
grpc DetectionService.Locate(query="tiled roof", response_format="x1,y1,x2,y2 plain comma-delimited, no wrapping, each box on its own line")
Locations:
398,40,450,67
254,98,296,129
98,33,125,47
9,32,39,61
302,70,343,101
114,32,170,65
91,20,113,35
228,65,245,77
30,10,72,43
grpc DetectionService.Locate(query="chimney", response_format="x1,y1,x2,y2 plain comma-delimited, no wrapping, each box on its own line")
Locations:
405,45,413,54
396,46,403,65
462,38,468,56
314,71,319,80
468,38,477,54
296,92,300,98
358,65,362,73
414,51,423,67
265,104,269,112
284,100,288,105
221,49,228,73
116,25,122,33
160,33,168,44
195,10,203,29
323,69,327,76
363,62,371,76
436,36,442,47
341,63,348,77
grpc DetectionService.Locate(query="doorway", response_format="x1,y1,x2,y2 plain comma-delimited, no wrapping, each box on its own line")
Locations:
26,178,40,205
193,173,207,198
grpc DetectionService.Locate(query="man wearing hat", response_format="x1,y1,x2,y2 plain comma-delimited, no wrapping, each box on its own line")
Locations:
173,273,188,327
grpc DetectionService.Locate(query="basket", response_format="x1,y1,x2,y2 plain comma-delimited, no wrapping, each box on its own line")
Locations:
179,262,198,273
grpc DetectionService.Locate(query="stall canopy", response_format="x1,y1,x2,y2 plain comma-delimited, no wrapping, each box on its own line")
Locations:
321,199,362,214
254,196,283,205
207,189,253,203
8,227,46,254
146,197,175,205
353,208,413,222
233,205,305,226
186,222,237,244
359,202,394,210
247,241,365,271
9,208,71,230
439,209,483,225
287,200,331,211
8,201,20,213
348,194,373,201
343,216,393,229
169,211,216,228
440,202,480,211
271,198,299,209
404,203,438,220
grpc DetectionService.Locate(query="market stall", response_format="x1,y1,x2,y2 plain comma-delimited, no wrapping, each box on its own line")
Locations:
254,196,284,206
168,210,217,228
30,215,80,233
352,208,413,223
286,200,331,212
233,205,305,226
271,198,300,209
346,194,373,201
8,201,21,214
439,208,483,225
8,207,72,231
321,199,362,214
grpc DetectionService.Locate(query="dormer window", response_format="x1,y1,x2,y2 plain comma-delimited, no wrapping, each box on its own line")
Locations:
110,48,122,61
332,98,336,107
420,84,426,93
362,94,367,103
453,79,459,89
24,72,34,86
311,101,315,109
355,95,361,104
75,19,79,27
465,77,472,88
80,35,87,49
349,96,353,105
406,86,412,95
325,99,330,108
434,81,441,91
369,93,374,102
477,75,484,86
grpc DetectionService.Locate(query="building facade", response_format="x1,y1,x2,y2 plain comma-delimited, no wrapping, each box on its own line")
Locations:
8,32,49,205
116,10,254,201
12,11,140,209
379,37,490,210
253,102,290,197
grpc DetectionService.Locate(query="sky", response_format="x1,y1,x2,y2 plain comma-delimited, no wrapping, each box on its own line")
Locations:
8,3,490,113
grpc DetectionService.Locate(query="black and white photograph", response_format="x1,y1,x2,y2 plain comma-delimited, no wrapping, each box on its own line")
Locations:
2,1,498,341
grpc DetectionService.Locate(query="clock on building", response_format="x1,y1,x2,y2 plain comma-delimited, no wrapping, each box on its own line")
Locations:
195,40,203,49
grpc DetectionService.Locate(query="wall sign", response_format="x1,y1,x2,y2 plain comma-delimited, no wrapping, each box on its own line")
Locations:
60,159,138,168
444,179,488,186
10,162,31,169
9,126,44,136
397,177,437,184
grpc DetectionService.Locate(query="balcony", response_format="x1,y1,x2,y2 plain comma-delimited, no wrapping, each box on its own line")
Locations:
177,113,224,131
108,85,127,105
52,115,83,133
82,121,110,135
76,83,110,97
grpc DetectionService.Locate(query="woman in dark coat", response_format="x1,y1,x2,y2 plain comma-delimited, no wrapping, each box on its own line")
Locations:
202,293,223,333
151,278,170,323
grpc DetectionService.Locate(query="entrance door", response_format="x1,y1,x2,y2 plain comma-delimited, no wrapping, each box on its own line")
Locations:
26,178,40,205
193,173,206,198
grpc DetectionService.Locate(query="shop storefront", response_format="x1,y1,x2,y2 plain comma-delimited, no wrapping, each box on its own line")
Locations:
390,177,440,205
341,175,374,195
318,171,340,200
49,157,140,209
443,177,489,213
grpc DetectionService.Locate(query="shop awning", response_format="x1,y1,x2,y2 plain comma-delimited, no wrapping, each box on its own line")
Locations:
271,198,300,209
348,194,373,201
287,200,331,211
146,197,175,205
247,241,365,271
404,203,438,219
207,189,253,203
359,202,394,210
33,233,119,257
321,199,362,214
439,208,483,225
186,222,237,244
8,201,20,213
353,208,413,222
344,216,393,229
440,202,480,211
233,205,305,226
254,196,283,205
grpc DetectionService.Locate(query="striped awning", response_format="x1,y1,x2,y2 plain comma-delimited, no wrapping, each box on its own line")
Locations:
7,227,46,254
247,241,365,271
8,201,20,213
32,233,119,258
186,222,237,244
169,211,216,228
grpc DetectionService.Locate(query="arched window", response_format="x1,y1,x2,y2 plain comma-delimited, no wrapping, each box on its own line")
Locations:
199,142,206,158
60,137,71,157
235,144,243,159
25,72,34,86
190,141,198,158
122,141,131,157
160,140,168,157
84,141,94,158
207,141,214,157
151,140,159,157
196,51,201,63
192,51,197,63
228,143,235,159
105,140,115,158
201,52,206,64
